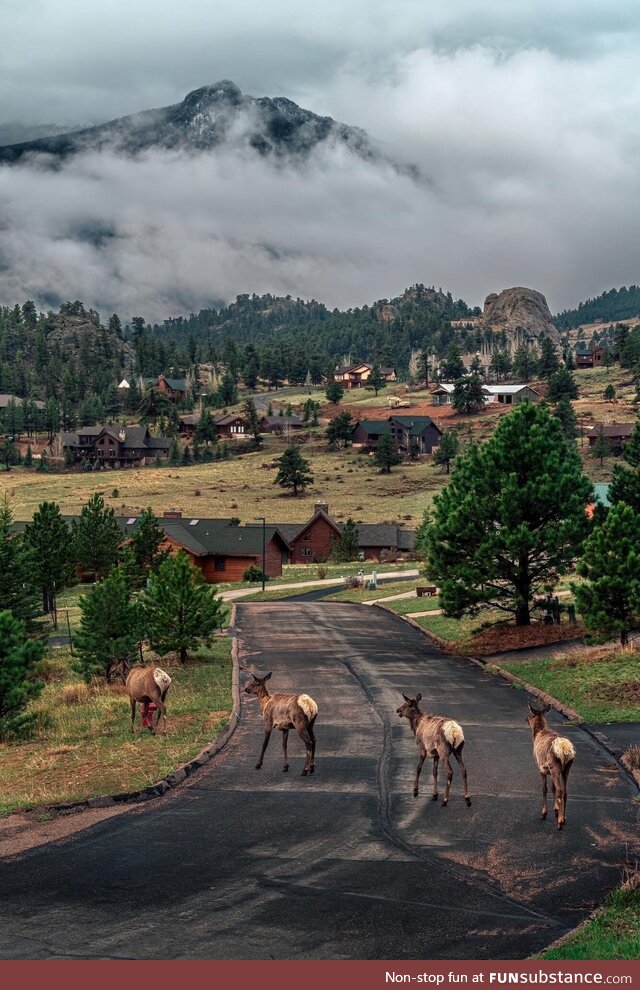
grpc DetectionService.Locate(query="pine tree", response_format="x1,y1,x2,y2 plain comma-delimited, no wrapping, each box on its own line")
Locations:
0,610,44,740
538,338,560,378
168,437,181,466
326,411,353,449
366,364,386,395
424,403,592,626
603,384,616,403
452,375,485,414
242,397,262,447
609,416,640,511
433,430,459,473
331,518,360,562
142,551,228,663
548,368,578,402
325,380,344,404
24,444,33,467
24,501,74,617
375,432,402,473
573,503,640,646
591,424,611,467
274,445,314,495
0,497,39,626
72,492,123,582
73,567,141,682
131,507,166,580
553,396,578,442
513,346,538,382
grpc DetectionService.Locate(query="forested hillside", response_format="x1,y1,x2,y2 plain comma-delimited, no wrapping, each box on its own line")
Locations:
555,285,640,329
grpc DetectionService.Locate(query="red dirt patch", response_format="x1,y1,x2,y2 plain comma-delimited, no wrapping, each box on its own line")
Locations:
453,622,587,657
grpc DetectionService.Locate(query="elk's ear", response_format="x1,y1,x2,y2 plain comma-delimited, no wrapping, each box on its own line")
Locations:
252,673,260,682
264,672,272,681
402,693,411,703
416,692,422,702
541,703,551,713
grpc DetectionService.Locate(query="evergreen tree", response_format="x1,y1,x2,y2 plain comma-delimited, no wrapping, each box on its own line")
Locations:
553,396,578,442
452,375,485,414
73,567,141,682
366,364,386,395
547,368,578,402
0,497,39,626
142,551,228,663
242,397,262,447
326,411,353,449
442,343,465,380
325,380,344,404
604,384,616,403
0,610,44,740
375,432,402,473
331,518,360,562
433,430,459,473
219,370,238,406
424,403,592,626
24,444,33,468
538,338,560,378
72,492,122,582
131,507,166,580
168,437,181,466
274,445,314,495
573,503,640,646
590,424,611,467
609,417,640,511
489,350,512,382
24,501,74,617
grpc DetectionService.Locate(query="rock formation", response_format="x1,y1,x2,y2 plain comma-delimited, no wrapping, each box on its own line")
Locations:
482,287,560,344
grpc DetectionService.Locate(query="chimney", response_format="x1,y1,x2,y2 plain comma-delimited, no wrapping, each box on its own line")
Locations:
163,509,182,519
314,502,329,515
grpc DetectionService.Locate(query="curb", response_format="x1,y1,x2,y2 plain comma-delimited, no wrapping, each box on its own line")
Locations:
22,607,242,819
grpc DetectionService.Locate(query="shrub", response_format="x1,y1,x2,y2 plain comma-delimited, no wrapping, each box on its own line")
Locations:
243,565,268,583
316,565,328,579
62,682,91,705
111,488,120,498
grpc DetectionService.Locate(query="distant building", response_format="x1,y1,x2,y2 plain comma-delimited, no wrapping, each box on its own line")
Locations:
61,425,171,467
429,383,540,406
0,393,45,411
575,342,611,369
587,423,635,455
351,415,442,453
259,414,304,434
333,363,397,390
157,375,189,402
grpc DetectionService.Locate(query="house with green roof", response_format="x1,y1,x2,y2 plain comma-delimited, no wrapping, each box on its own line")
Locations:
351,415,442,453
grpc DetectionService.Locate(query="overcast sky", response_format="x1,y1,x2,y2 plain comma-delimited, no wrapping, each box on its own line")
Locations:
1,0,639,320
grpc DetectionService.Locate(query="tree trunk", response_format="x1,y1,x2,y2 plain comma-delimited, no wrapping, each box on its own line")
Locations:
180,644,188,664
515,601,531,626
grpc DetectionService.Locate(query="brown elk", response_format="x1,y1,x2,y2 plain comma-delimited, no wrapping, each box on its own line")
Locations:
397,693,471,807
126,666,172,734
527,703,575,830
244,672,318,775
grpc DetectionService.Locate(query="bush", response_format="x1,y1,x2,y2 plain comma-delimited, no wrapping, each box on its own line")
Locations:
316,565,328,579
243,565,268,583
111,488,120,498
62,682,91,705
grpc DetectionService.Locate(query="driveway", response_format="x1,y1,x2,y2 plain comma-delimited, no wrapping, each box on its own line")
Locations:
0,603,636,960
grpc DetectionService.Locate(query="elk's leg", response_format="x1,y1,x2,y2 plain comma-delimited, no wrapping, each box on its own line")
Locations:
308,716,317,773
154,698,167,735
561,761,573,826
297,725,314,776
130,697,137,733
540,772,548,819
281,729,289,772
419,751,432,799
430,753,438,800
452,744,472,807
552,769,565,830
256,729,271,769
441,754,454,806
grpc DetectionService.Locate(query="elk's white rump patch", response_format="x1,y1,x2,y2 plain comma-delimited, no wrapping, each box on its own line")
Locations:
298,694,318,720
443,719,464,748
552,737,575,764
153,668,172,692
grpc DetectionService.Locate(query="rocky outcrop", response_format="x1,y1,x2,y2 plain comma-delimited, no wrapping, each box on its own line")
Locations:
482,287,560,343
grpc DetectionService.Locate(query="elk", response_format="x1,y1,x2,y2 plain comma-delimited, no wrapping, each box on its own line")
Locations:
396,693,471,807
527,703,575,830
244,672,318,775
126,666,172,734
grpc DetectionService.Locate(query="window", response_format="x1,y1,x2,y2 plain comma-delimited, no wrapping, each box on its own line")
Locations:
300,547,312,557
214,557,225,572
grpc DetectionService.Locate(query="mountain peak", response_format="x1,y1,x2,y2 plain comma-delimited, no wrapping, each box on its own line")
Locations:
180,81,243,112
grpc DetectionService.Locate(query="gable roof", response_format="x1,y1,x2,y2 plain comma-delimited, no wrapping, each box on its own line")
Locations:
260,415,304,427
587,423,635,438
352,420,392,435
389,415,439,435
159,375,188,391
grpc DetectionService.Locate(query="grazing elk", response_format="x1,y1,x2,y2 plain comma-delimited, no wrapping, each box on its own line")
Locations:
126,666,172,734
244,672,318,775
397,693,471,807
527,703,575,830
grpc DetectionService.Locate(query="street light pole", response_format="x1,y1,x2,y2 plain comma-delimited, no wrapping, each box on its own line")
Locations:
255,516,266,593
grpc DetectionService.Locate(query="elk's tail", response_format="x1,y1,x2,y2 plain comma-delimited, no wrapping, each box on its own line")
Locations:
443,719,464,749
298,694,318,720
552,737,576,766
153,667,172,693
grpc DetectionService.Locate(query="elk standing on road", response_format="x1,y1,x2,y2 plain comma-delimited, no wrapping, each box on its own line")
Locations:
244,672,318,775
397,692,471,807
126,666,172,734
527,703,575,830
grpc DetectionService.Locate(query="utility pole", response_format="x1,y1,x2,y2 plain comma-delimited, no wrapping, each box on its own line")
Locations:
255,516,266,593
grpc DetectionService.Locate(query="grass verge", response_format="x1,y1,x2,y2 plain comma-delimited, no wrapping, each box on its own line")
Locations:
541,879,640,960
500,646,640,723
0,638,233,818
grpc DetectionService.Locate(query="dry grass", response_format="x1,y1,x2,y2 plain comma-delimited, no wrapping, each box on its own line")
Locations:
621,744,640,775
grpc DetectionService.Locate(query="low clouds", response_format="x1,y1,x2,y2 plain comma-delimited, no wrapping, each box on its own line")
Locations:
1,1,640,318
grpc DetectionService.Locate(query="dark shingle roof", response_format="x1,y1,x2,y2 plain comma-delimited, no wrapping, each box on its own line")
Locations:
161,376,188,391
390,415,436,435
587,423,635,438
354,420,392,435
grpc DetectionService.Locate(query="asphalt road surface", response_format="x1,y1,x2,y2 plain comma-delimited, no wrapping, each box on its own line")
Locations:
0,603,637,960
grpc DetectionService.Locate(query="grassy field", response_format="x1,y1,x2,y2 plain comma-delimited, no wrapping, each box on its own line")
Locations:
541,880,640,960
500,646,640,723
0,639,233,817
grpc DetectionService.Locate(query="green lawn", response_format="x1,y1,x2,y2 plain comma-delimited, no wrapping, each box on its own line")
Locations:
0,638,233,817
413,611,499,642
541,882,640,960
326,578,423,603
500,649,640,723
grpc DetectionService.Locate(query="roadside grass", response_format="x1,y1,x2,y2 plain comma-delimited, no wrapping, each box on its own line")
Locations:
0,638,232,817
541,880,640,960
500,646,640,723
233,585,330,603
326,579,425,604
386,596,441,615
413,611,501,642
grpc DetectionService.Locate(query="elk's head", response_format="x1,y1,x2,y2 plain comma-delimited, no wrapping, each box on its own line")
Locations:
245,671,272,697
527,702,550,729
397,692,422,719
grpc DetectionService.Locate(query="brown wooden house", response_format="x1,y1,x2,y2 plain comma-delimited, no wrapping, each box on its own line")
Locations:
333,362,397,390
61,425,171,467
272,502,416,564
351,415,442,453
259,415,304,434
587,423,635,455
157,375,189,401
214,414,248,438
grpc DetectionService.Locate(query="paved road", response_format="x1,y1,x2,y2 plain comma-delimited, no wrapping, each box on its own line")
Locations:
0,604,637,960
